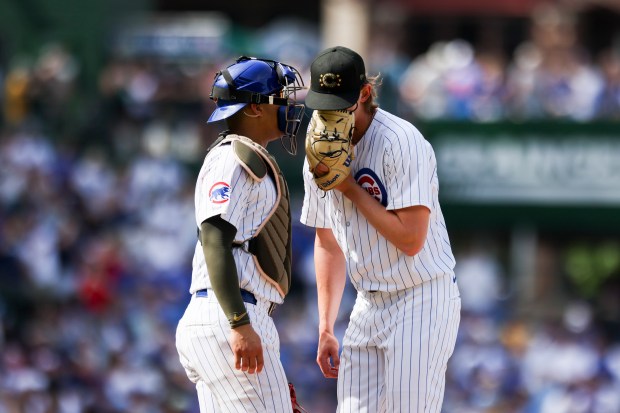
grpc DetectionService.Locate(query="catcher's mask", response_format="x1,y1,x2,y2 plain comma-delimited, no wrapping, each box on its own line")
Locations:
208,56,305,155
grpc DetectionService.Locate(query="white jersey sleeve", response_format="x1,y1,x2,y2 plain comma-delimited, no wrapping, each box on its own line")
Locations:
300,157,330,228
195,146,253,233
384,126,434,212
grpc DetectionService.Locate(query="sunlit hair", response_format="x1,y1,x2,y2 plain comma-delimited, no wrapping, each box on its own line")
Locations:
363,74,382,113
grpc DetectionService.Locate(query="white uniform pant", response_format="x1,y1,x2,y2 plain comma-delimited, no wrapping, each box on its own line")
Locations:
338,273,461,413
176,293,292,413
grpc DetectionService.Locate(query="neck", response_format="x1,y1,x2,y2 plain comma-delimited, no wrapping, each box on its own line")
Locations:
352,107,377,145
229,124,275,148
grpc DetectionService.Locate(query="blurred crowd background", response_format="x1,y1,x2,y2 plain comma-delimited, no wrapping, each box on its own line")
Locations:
1,0,620,412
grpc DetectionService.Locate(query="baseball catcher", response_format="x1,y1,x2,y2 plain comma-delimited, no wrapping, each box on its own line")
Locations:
305,109,355,191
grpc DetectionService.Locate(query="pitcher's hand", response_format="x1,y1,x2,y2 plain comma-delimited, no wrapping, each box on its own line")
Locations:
317,331,340,378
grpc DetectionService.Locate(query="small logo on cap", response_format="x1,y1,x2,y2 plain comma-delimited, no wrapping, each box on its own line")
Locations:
320,73,341,88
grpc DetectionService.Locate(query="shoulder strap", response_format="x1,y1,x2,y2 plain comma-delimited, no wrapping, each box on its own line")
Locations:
206,131,230,153
232,140,268,181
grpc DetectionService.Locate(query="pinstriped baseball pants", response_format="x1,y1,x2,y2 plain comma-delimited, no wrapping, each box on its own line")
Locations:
176,294,292,413
337,273,461,413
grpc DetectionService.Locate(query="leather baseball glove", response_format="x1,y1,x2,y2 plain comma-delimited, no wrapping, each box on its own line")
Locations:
305,109,355,191
289,382,308,413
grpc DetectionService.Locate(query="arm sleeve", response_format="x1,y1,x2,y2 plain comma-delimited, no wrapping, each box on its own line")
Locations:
196,148,253,232
199,215,251,329
300,157,330,228
385,130,433,211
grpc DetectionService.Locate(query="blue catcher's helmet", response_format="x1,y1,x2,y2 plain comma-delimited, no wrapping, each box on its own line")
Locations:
208,56,305,154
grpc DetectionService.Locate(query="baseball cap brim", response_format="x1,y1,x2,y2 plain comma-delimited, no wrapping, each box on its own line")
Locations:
304,89,359,111
207,103,247,123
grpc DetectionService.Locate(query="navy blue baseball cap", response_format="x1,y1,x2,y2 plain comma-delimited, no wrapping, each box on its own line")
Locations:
305,46,367,110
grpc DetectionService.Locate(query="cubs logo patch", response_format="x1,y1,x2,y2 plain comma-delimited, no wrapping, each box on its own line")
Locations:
209,182,230,204
354,168,387,207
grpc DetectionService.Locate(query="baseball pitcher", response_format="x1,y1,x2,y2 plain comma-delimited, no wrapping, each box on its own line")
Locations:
301,46,461,413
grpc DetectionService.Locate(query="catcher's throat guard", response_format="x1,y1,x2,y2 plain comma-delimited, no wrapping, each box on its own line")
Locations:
305,110,355,191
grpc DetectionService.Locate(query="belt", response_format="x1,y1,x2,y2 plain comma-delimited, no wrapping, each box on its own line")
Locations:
196,288,276,316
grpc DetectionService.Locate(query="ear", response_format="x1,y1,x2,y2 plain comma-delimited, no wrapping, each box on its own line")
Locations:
359,84,372,103
247,103,262,117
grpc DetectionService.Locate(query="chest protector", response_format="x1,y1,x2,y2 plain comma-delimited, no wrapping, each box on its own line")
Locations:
208,133,292,298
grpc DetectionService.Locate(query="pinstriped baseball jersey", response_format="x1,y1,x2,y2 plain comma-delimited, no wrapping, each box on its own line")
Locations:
301,108,457,292
190,143,283,304
302,107,460,412
177,139,293,412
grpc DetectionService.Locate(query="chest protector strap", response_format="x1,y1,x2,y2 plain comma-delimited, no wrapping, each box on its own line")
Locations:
212,134,292,298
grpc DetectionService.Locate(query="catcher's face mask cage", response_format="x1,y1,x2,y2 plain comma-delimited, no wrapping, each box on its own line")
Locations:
208,56,305,155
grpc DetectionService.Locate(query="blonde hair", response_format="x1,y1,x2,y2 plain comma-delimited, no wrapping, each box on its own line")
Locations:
363,74,382,113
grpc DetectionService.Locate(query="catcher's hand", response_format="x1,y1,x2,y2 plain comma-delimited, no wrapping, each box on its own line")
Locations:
305,110,355,191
